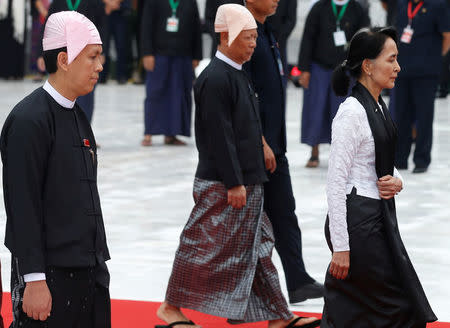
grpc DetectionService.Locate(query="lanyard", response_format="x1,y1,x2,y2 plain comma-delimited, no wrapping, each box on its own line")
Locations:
66,0,81,11
331,0,350,29
407,1,423,25
168,0,180,16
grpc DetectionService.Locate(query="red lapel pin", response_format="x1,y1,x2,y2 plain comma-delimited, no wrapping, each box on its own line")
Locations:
83,139,90,147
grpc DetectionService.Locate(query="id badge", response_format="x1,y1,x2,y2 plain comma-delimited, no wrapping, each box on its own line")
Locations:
333,30,347,47
166,16,179,32
400,25,414,44
277,57,285,76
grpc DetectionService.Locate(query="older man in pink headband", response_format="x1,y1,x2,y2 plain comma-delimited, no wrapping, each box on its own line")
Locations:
155,4,320,328
1,11,111,328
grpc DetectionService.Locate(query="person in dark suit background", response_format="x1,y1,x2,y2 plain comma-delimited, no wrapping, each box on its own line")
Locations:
101,0,132,84
267,0,297,72
205,0,244,57
389,0,450,173
244,0,324,304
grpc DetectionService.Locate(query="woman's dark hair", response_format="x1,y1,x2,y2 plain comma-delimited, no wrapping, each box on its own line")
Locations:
332,27,398,96
43,47,67,74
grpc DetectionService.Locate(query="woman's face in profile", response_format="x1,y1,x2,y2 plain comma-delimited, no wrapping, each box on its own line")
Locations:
370,38,401,90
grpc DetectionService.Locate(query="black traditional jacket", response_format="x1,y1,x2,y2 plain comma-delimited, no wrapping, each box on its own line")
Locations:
194,57,268,189
1,88,110,282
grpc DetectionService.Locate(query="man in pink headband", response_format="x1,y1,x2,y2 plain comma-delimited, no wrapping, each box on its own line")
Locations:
155,4,319,328
1,11,111,328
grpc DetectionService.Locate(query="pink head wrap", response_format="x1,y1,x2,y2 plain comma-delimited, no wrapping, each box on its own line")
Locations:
43,11,102,65
214,4,257,47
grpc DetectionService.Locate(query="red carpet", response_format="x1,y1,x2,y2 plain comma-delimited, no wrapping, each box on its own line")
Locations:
1,293,448,327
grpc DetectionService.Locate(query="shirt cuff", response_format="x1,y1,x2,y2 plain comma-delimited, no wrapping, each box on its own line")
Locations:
24,273,46,282
393,167,404,187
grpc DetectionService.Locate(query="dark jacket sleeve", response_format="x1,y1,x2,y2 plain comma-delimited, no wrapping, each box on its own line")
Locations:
278,0,298,41
192,0,203,60
200,75,244,189
357,1,371,28
243,61,266,139
141,0,155,56
93,0,107,46
204,0,218,37
298,2,321,72
1,113,52,274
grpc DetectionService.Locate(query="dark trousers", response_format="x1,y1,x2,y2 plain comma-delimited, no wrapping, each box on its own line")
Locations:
10,261,111,328
264,155,314,292
102,11,129,81
77,89,95,123
389,77,438,169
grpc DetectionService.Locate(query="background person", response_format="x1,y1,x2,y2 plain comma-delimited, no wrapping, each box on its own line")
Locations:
267,0,297,74
389,0,450,173
244,0,325,304
297,0,370,168
141,0,203,146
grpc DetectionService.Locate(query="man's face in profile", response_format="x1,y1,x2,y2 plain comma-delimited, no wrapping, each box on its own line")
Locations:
67,44,103,97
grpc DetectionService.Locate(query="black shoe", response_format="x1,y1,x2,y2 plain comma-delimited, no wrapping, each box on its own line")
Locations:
289,281,324,304
412,167,428,173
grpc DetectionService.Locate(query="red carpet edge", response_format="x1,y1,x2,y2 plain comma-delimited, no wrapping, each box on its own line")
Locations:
1,293,448,327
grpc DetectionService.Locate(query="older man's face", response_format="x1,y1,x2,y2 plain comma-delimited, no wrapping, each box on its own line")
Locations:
229,29,258,64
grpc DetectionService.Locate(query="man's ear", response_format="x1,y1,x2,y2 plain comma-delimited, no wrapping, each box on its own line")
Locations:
57,51,70,72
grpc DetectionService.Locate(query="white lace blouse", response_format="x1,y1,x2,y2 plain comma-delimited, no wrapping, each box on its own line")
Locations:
326,97,403,252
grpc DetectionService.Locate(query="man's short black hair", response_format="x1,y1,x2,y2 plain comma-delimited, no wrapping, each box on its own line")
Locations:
43,47,67,74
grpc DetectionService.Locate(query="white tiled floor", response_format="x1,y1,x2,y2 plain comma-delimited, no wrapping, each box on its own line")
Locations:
0,78,449,321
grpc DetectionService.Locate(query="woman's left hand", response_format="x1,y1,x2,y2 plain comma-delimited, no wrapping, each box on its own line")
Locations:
377,175,403,199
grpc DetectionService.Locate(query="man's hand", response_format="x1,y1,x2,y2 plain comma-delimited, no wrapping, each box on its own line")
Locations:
22,280,52,321
192,60,200,70
37,57,46,73
228,185,246,209
329,251,350,280
377,175,402,200
262,137,276,173
143,55,155,72
299,71,311,89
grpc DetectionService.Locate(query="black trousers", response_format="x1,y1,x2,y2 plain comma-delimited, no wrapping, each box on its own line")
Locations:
263,154,314,292
10,260,111,328
389,76,439,169
102,11,129,81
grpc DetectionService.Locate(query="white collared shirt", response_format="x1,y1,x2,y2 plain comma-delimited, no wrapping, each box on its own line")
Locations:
43,80,76,109
327,97,404,252
215,50,242,70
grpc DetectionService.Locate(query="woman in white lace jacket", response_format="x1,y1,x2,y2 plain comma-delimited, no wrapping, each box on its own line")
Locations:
321,27,437,327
